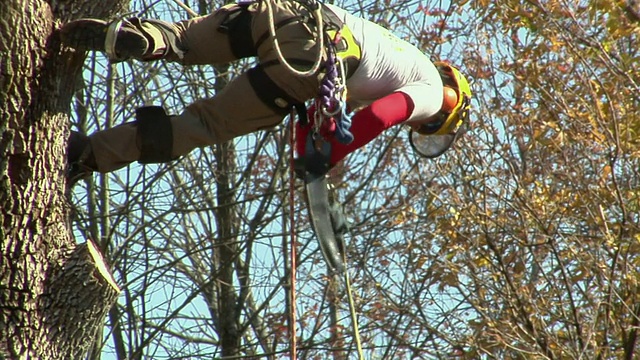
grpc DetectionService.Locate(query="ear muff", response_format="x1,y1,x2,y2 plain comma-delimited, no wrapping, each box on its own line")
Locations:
409,62,472,158
442,86,458,113
430,62,472,136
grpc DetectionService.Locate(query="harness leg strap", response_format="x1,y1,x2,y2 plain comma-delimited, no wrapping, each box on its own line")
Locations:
136,106,175,164
217,4,257,59
247,64,305,116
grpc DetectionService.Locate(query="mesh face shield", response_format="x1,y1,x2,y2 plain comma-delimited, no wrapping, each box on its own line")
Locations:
409,121,468,159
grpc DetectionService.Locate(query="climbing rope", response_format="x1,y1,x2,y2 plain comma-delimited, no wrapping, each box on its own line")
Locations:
265,0,361,357
171,0,198,17
343,264,364,359
288,108,299,360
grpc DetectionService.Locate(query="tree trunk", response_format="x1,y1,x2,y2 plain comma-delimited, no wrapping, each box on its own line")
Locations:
0,0,124,358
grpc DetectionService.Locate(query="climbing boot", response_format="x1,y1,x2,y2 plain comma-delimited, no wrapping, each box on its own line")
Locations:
66,131,97,187
60,18,160,61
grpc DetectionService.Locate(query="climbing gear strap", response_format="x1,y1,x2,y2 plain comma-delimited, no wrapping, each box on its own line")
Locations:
247,64,307,115
321,4,361,78
218,4,257,58
104,20,123,61
315,4,362,145
265,0,324,77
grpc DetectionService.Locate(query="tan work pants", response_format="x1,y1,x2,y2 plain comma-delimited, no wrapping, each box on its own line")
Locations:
90,0,323,172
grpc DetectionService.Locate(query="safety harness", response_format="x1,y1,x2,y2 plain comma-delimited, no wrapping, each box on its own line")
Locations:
241,0,361,144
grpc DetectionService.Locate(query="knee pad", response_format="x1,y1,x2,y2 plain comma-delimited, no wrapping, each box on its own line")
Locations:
136,106,175,164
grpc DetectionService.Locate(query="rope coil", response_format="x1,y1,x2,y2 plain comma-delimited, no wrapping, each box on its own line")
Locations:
266,0,325,77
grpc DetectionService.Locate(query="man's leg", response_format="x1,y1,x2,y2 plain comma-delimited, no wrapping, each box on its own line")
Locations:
65,1,324,180
60,3,253,63
67,109,178,177
68,68,289,177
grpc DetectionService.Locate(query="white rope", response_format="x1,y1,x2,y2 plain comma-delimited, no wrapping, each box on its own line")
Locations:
171,0,198,18
266,0,325,77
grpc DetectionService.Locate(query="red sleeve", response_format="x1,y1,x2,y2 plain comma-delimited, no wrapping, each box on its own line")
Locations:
296,91,415,165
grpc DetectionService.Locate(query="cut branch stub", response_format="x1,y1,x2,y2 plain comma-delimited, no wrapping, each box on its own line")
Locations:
42,239,120,359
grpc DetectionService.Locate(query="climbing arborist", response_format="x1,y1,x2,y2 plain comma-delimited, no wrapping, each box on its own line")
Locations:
61,0,472,183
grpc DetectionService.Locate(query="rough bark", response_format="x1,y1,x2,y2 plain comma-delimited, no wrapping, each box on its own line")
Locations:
0,0,124,358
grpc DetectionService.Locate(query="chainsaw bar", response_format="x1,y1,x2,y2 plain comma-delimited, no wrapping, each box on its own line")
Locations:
304,171,345,274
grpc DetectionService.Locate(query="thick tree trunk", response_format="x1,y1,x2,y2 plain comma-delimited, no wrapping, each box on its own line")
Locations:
0,0,124,358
